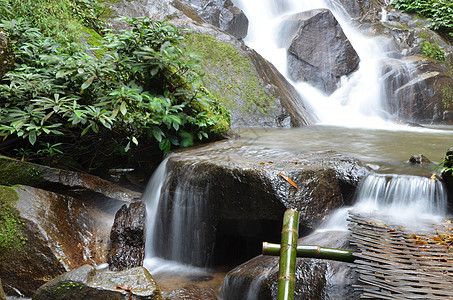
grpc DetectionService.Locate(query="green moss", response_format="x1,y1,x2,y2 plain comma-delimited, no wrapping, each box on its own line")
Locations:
0,186,26,252
82,27,105,58
0,156,43,186
184,33,277,115
442,86,453,109
421,40,445,61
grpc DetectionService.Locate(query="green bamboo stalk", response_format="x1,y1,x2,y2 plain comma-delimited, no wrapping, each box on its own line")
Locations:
277,209,300,300
262,242,356,263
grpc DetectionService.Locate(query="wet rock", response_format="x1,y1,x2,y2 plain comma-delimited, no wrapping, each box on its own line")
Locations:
164,284,218,300
108,201,146,271
0,29,15,79
441,147,453,209
33,264,162,300
382,56,453,124
109,0,313,128
0,185,114,297
152,143,369,267
409,154,432,165
176,0,249,40
0,155,141,202
221,230,359,300
285,9,360,94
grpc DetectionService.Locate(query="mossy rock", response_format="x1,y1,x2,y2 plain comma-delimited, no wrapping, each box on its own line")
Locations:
33,265,163,300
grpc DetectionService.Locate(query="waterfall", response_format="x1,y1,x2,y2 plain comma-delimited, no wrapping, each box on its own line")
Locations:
353,173,448,222
232,0,412,128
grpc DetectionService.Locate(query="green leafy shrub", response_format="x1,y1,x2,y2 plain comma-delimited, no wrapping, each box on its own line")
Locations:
392,0,453,37
0,17,230,168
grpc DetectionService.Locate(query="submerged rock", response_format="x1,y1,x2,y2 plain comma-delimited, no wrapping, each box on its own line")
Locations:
0,185,116,297
108,201,146,271
409,154,432,165
284,9,360,94
33,264,162,300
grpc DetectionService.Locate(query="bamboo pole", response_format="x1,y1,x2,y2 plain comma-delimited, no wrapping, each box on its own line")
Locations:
262,242,356,263
277,209,300,300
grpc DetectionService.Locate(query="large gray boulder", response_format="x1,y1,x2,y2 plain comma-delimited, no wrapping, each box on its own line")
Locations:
285,9,360,94
108,201,146,271
176,0,249,40
33,264,162,300
150,142,369,267
0,185,116,297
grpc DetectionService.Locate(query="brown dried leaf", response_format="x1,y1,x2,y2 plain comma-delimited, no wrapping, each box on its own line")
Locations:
278,173,298,189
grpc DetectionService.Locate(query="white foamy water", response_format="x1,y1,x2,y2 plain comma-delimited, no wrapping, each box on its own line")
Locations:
232,0,412,129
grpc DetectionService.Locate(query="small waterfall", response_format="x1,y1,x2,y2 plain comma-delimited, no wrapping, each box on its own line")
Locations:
142,155,213,274
353,173,448,222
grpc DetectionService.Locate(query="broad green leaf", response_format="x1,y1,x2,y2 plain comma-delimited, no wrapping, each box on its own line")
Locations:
81,75,95,90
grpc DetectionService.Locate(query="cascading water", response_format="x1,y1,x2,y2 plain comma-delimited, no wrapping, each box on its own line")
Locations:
232,0,413,128
136,0,453,298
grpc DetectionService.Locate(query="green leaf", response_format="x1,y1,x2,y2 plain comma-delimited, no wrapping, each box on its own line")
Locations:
120,101,127,116
28,132,37,145
81,75,95,90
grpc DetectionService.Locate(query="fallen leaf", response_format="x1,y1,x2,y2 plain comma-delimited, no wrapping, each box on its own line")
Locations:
278,173,298,189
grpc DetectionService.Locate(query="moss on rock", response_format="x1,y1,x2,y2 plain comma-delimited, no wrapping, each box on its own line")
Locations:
0,186,25,253
185,33,277,116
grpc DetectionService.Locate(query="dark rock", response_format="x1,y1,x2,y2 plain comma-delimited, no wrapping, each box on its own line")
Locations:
33,264,162,300
382,56,453,124
221,230,359,300
441,147,453,209
108,201,146,271
0,185,114,297
409,154,432,164
0,155,141,202
151,143,369,267
0,29,15,79
177,0,249,40
284,9,360,94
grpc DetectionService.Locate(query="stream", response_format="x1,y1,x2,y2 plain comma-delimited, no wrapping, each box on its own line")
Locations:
138,0,453,298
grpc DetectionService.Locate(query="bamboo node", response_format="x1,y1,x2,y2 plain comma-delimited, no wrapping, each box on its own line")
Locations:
278,275,296,282
281,228,298,235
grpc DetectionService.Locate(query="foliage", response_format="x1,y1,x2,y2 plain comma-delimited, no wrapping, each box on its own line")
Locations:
0,17,230,169
421,40,445,60
0,0,104,48
392,0,453,36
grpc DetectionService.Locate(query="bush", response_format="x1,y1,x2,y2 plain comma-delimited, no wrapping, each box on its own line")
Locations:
392,0,453,36
0,17,230,168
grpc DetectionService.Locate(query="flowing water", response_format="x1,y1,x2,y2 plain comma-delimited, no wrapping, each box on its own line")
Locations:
138,0,453,298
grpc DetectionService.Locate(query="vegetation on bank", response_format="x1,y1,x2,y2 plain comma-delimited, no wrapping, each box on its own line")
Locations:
392,0,453,37
0,0,230,173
